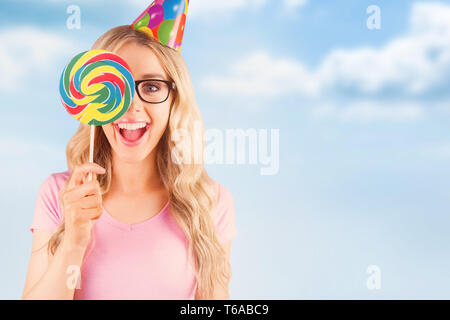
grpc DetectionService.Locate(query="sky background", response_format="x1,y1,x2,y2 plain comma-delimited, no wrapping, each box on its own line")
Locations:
1,0,450,299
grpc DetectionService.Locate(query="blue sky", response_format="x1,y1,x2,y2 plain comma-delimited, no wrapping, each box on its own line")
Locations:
1,0,450,299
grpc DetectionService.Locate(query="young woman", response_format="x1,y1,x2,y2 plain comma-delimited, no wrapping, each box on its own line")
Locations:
22,26,237,300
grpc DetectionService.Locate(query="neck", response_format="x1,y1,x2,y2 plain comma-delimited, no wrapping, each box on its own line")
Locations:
109,149,163,196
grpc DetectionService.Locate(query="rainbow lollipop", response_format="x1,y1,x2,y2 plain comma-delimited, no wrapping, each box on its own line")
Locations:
60,49,135,125
59,50,135,179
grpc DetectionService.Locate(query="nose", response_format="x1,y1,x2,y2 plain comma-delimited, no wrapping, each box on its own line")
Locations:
127,91,143,114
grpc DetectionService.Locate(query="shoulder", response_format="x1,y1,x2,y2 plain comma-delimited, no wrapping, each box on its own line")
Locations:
208,179,237,243
31,171,70,232
40,170,71,193
37,171,71,205
208,178,236,220
206,176,234,209
216,182,234,208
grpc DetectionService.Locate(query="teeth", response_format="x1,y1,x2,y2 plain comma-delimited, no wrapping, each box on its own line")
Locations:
117,123,148,130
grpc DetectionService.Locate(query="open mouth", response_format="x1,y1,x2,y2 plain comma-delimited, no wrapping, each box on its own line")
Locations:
114,122,151,147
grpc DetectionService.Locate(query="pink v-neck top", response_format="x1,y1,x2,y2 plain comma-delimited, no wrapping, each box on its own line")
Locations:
30,171,238,300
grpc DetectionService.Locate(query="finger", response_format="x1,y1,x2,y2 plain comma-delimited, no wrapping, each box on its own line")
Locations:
64,181,101,201
58,181,70,205
69,164,104,188
83,172,99,184
67,163,106,189
77,194,102,210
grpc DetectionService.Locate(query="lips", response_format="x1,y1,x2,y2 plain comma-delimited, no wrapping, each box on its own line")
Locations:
113,121,151,147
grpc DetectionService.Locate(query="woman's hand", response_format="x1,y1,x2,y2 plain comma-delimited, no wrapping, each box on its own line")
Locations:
61,163,106,249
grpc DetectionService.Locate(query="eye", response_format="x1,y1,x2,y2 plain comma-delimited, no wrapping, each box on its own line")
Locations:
142,83,161,93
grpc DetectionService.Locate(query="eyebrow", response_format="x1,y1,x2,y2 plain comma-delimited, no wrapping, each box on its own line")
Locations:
139,73,167,80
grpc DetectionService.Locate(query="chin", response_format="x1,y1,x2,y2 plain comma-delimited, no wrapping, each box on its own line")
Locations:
117,154,149,164
114,146,153,164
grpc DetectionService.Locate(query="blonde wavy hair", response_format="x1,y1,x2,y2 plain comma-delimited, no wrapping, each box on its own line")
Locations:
48,26,230,299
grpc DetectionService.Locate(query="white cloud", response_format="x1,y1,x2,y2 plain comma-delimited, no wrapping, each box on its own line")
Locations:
312,101,425,123
410,2,450,35
203,51,318,97
202,2,450,121
283,0,308,10
0,27,76,91
205,2,450,97
130,0,306,17
128,0,266,17
317,3,450,96
189,0,266,16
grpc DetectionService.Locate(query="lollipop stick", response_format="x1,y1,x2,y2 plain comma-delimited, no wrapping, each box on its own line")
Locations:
88,125,95,182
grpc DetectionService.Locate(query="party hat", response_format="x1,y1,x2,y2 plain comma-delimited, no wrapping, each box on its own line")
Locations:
131,0,189,51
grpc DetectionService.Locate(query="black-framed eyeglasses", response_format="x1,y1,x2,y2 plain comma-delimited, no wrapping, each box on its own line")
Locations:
134,79,176,104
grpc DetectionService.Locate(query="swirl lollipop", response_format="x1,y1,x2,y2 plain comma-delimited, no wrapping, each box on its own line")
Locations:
59,49,135,180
